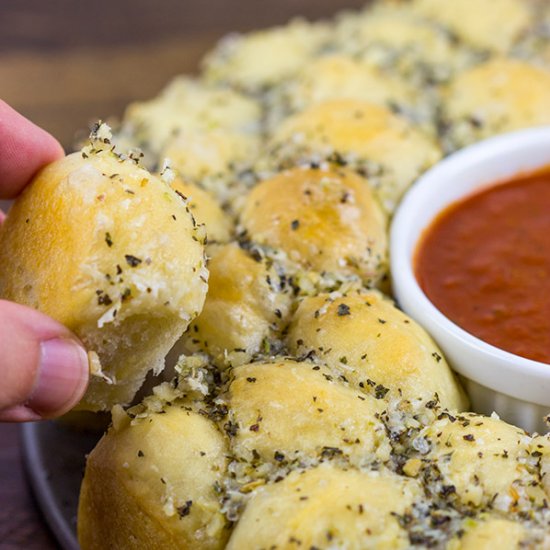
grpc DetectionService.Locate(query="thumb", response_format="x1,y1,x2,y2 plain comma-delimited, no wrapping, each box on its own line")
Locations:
0,300,89,422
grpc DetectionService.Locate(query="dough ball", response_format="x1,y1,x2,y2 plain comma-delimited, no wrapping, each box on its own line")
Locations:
276,54,421,120
442,58,550,151
0,141,208,410
264,99,442,212
333,5,473,84
202,19,330,91
412,0,531,53
417,412,546,510
223,360,390,468
125,76,261,149
183,243,292,367
78,405,229,550
240,166,388,285
170,178,233,244
287,290,468,411
227,465,421,550
162,130,259,183
122,76,261,160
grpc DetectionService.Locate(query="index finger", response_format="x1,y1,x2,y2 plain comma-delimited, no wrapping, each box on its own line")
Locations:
0,100,64,199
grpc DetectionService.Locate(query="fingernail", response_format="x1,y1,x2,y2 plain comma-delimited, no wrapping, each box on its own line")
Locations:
27,338,89,417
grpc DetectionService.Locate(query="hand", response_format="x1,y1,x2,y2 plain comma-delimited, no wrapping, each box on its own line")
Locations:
0,100,89,422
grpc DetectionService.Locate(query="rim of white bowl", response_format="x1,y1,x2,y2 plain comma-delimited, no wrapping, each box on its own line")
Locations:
391,127,550,407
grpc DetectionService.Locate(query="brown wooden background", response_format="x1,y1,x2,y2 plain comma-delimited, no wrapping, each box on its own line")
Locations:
1,0,365,150
0,1,365,547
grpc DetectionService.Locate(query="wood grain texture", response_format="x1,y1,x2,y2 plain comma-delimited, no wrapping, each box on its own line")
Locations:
0,1,365,547
0,36,219,149
0,0,365,148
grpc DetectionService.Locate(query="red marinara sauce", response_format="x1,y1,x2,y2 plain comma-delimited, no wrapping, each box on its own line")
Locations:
415,168,550,364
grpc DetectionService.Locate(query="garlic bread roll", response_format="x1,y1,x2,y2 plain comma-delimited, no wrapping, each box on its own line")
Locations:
413,0,531,53
202,19,330,91
240,166,388,285
170,178,232,244
227,465,421,550
78,405,229,550
124,77,261,155
334,5,473,84
416,412,546,511
264,99,442,212
442,58,550,151
121,76,261,188
224,360,390,469
162,130,259,183
0,141,208,410
279,54,419,118
288,291,468,411
183,243,292,367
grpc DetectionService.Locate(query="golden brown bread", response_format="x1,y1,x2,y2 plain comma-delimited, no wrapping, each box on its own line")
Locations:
240,166,388,285
412,0,531,53
120,77,262,199
223,360,390,468
442,58,550,151
227,465,422,550
78,404,229,549
274,54,420,120
202,19,330,91
181,243,292,367
333,4,475,85
123,76,261,157
263,99,442,212
287,290,468,411
170,178,232,244
66,0,550,547
0,133,208,410
414,412,546,510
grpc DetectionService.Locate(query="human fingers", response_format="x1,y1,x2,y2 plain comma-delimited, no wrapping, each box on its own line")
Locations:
0,100,64,199
0,300,89,422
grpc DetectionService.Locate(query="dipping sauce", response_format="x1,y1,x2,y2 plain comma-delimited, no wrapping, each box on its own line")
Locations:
415,168,550,364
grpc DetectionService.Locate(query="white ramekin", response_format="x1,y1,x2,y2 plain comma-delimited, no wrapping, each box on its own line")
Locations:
391,127,550,434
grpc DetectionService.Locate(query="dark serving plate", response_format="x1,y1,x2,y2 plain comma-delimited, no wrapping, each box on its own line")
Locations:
21,421,102,550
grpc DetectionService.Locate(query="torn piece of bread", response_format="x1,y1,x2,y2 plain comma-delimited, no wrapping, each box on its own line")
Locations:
0,125,208,410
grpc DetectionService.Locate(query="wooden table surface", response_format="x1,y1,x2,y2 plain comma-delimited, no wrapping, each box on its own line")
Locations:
1,0,364,149
0,1,365,547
